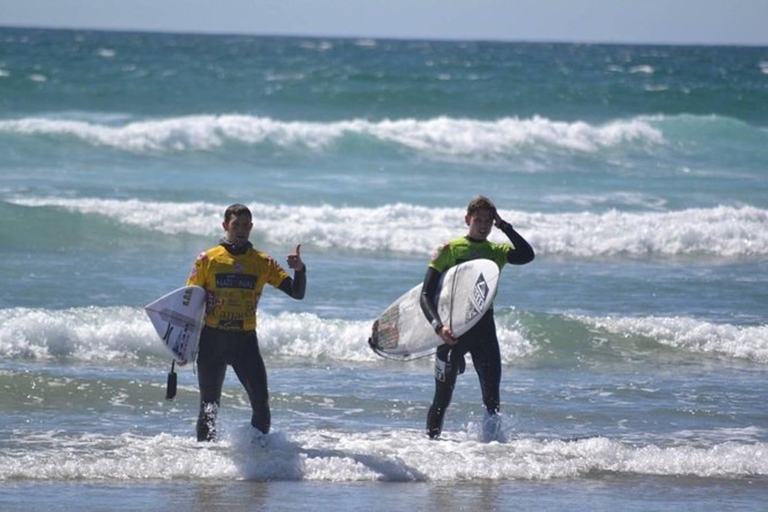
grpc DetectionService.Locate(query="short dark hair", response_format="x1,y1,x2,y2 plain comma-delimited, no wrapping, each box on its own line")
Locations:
466,196,496,215
224,203,252,223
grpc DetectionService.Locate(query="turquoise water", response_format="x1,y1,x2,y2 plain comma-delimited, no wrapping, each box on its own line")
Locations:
1,27,767,510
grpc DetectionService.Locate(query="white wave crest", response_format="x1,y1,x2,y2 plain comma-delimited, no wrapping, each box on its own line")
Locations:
9,197,768,257
528,205,768,257
2,304,764,367
578,314,768,364
0,306,160,361
0,306,535,366
0,306,382,363
0,114,663,156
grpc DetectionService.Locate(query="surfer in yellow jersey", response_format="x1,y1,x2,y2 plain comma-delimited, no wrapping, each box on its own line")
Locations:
419,196,534,440
186,203,306,442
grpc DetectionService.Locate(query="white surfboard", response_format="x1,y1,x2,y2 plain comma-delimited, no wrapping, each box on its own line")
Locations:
369,259,500,359
145,286,207,365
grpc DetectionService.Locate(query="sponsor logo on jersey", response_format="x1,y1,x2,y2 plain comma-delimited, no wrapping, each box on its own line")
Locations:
215,273,256,289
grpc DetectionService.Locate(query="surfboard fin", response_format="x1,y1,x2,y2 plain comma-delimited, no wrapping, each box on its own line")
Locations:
166,360,177,400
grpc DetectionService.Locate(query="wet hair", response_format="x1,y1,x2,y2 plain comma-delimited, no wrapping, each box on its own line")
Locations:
224,203,252,223
466,196,496,215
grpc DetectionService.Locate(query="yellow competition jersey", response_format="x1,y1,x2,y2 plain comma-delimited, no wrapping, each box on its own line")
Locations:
429,236,511,273
186,245,290,331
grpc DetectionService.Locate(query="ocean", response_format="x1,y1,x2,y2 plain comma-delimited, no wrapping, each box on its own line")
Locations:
1,27,767,511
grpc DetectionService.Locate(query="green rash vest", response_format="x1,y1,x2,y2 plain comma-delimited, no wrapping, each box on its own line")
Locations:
429,236,512,273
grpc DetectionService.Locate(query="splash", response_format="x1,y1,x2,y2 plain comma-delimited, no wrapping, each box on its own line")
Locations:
1,428,765,482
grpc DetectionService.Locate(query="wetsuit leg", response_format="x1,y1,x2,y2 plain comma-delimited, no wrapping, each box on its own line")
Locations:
468,312,502,415
427,344,464,438
196,327,228,441
230,331,271,434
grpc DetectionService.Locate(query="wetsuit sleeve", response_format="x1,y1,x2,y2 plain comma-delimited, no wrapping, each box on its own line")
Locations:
278,268,306,299
419,267,444,333
498,222,535,265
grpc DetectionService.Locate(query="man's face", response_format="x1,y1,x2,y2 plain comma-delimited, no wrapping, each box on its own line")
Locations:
223,213,253,245
466,208,494,240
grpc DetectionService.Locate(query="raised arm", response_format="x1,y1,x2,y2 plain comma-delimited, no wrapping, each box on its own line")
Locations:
278,244,306,299
495,212,534,265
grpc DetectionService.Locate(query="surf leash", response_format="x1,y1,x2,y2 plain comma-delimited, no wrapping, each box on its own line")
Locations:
165,359,177,400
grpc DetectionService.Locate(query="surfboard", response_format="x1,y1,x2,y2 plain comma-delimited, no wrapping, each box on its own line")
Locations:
369,259,500,359
145,285,207,365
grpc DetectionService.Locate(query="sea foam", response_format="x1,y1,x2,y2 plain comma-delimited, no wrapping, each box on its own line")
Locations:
1,428,765,482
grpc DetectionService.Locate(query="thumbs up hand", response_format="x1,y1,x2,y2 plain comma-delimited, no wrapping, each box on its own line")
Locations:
287,244,305,271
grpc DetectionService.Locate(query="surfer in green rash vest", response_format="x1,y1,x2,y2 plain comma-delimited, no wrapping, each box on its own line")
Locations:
419,196,534,440
186,203,306,442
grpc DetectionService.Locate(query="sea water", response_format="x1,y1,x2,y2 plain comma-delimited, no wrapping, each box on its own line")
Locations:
1,28,767,511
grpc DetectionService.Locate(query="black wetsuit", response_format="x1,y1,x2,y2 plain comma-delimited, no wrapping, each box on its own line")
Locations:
419,222,533,438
